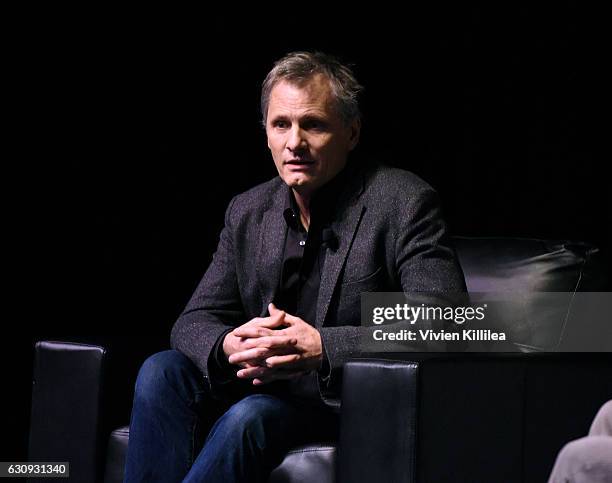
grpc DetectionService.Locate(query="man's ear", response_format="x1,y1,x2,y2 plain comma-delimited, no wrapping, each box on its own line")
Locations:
266,127,271,150
348,118,361,151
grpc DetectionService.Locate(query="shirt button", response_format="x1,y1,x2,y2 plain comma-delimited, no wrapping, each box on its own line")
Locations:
299,240,306,246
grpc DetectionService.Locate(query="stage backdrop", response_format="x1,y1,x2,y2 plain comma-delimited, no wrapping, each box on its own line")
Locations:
5,5,609,461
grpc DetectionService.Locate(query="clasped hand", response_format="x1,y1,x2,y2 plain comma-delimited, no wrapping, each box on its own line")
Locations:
222,303,322,385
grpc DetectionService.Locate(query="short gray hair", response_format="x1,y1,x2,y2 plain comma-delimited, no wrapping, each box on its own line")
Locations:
261,51,363,127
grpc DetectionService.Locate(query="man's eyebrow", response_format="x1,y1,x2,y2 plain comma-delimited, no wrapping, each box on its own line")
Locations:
269,114,289,123
301,114,326,122
268,113,327,124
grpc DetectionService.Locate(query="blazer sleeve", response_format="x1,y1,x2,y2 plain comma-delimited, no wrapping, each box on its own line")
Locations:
170,196,251,396
394,187,466,294
319,187,467,376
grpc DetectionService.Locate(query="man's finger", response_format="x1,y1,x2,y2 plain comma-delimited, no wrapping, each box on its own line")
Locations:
236,365,270,379
280,312,303,325
241,335,297,350
258,307,286,328
232,326,275,338
236,365,301,380
228,347,272,365
269,303,302,326
268,303,284,315
252,370,307,386
235,313,286,336
230,338,298,365
265,354,301,368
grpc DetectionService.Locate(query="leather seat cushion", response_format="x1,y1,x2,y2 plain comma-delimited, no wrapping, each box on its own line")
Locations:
103,426,336,483
453,237,602,350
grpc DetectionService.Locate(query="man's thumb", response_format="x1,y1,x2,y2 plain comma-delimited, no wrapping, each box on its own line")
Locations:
268,303,286,322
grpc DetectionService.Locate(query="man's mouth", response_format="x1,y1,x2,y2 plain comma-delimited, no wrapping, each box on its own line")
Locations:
284,159,314,165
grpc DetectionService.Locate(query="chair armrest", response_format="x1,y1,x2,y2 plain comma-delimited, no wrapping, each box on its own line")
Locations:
29,340,106,483
337,354,612,483
338,359,418,483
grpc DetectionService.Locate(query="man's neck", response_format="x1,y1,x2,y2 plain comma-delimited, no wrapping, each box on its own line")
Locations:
292,188,312,231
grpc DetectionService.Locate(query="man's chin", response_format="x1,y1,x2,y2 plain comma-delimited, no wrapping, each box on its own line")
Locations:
282,174,315,189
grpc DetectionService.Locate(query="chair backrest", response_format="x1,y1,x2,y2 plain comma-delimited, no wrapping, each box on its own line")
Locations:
452,237,606,351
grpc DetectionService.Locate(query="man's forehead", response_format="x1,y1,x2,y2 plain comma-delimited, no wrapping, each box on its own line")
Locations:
268,75,336,113
271,75,332,99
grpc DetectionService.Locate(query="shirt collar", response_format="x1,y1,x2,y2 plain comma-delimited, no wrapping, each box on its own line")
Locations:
282,160,357,230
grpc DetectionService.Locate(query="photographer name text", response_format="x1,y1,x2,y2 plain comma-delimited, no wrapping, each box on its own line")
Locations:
372,328,506,341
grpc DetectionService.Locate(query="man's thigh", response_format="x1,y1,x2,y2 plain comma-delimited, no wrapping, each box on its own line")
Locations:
208,393,338,446
187,393,338,482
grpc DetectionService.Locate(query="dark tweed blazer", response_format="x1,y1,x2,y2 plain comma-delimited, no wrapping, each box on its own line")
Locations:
170,159,466,406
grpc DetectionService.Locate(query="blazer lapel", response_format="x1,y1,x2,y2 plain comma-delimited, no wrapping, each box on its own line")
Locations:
256,200,287,314
315,202,366,328
256,161,368,323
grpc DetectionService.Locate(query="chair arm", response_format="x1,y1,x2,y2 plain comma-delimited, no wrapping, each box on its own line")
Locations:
337,354,612,483
337,359,419,483
28,340,106,483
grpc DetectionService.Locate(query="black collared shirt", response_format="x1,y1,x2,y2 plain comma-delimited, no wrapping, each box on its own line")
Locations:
275,162,353,325
211,163,357,402
274,188,328,327
270,186,335,403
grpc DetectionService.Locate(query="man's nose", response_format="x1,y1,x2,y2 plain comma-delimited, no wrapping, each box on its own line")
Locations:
286,127,307,152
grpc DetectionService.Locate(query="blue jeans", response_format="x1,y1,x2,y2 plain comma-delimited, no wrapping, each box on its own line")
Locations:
124,350,338,483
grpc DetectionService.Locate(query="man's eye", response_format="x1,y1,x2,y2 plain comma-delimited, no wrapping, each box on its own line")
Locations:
274,121,289,129
305,121,325,131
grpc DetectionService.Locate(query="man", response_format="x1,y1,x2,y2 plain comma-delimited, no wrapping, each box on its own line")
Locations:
124,51,466,482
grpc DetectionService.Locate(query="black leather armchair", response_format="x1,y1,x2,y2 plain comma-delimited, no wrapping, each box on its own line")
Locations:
28,237,611,483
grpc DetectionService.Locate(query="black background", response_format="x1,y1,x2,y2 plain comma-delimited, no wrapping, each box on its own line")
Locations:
5,5,610,461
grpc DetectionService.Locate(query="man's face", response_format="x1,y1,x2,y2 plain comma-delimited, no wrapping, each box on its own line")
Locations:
265,74,360,196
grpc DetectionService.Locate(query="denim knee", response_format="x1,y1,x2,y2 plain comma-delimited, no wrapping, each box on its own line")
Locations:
215,394,288,438
134,350,202,406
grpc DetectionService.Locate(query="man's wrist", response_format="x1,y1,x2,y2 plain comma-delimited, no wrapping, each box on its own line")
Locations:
215,330,235,371
221,331,231,360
